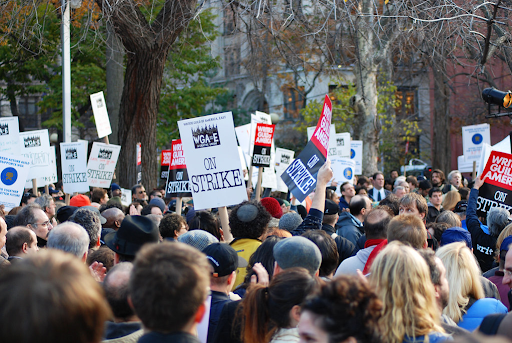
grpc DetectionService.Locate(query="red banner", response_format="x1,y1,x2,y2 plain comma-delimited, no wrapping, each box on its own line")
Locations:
481,150,512,192
169,139,186,170
309,95,333,158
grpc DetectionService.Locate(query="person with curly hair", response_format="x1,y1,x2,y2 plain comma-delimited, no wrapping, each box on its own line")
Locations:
229,200,272,288
298,276,383,343
369,242,449,343
159,213,188,241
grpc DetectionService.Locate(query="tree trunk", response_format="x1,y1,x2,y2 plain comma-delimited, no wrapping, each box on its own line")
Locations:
354,0,380,175
116,50,167,190
431,62,451,173
95,0,198,190
106,23,124,145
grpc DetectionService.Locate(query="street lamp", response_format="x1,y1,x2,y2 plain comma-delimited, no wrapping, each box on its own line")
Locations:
61,0,82,142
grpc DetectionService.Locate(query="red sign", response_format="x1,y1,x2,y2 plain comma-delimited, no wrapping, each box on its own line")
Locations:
169,139,186,170
309,95,332,158
481,150,512,191
254,123,274,147
161,149,172,166
136,143,142,165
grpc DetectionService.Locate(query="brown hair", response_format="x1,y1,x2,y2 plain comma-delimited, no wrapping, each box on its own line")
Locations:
129,242,210,332
302,276,383,343
91,188,107,203
241,268,319,343
400,193,428,215
387,214,427,249
0,249,111,343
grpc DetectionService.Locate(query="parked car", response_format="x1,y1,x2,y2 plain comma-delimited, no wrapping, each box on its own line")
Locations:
400,159,432,178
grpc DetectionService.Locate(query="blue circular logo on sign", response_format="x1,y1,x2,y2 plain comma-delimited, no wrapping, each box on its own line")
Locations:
472,133,483,145
350,149,355,159
343,168,353,179
1,167,17,186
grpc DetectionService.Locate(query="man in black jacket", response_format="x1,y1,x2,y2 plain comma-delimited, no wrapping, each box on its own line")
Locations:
468,175,510,272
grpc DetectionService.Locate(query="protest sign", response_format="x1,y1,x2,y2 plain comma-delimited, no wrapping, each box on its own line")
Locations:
38,146,58,186
335,132,351,158
238,147,248,180
165,139,192,197
136,142,142,184
249,112,272,156
477,150,512,217
87,142,121,188
19,129,53,185
160,149,172,181
308,124,337,158
331,157,356,186
60,142,89,194
0,117,20,155
462,124,490,161
178,112,248,210
120,188,131,206
274,148,295,193
0,153,31,210
351,140,363,175
252,123,275,167
90,91,112,138
281,95,332,202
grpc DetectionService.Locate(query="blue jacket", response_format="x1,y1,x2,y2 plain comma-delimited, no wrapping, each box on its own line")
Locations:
338,196,349,211
458,298,508,332
335,212,363,246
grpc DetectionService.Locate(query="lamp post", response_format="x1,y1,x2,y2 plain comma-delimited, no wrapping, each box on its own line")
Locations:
61,0,81,142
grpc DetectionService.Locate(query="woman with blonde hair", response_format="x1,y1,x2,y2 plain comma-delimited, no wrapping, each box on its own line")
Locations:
436,242,507,331
369,242,448,343
442,190,461,212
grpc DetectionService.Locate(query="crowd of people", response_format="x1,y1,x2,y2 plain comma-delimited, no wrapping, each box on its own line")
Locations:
2,163,512,343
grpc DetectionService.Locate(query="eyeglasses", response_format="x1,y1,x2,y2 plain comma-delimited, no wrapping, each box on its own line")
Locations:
138,190,146,194
31,221,50,227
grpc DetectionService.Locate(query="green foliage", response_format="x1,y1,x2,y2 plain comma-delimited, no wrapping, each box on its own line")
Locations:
297,80,421,174
157,9,226,148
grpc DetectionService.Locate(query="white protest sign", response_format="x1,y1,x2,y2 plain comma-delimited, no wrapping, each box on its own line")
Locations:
335,132,351,158
87,142,121,188
19,129,53,185
0,117,20,155
308,124,337,158
40,146,58,185
331,157,356,186
235,124,251,169
0,153,31,210
274,148,295,193
120,188,132,206
462,124,490,161
350,140,363,175
238,147,248,180
178,112,248,210
90,91,112,138
60,142,89,193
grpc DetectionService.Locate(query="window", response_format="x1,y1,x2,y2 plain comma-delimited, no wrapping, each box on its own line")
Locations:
224,7,236,35
18,96,39,116
395,87,418,118
224,46,241,77
283,87,305,119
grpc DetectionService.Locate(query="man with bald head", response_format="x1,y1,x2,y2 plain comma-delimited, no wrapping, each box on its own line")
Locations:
335,194,372,245
103,262,143,341
100,207,125,242
5,226,39,263
47,222,90,262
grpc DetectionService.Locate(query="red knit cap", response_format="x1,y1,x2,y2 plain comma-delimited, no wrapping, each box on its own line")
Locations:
260,197,283,219
69,194,91,207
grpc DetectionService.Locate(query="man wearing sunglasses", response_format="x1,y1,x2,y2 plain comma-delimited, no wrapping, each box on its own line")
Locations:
14,204,53,248
131,184,148,202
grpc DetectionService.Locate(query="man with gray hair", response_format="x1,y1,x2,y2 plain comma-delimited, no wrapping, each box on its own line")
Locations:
47,222,90,262
69,208,101,250
34,194,57,227
469,175,511,272
14,203,53,248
